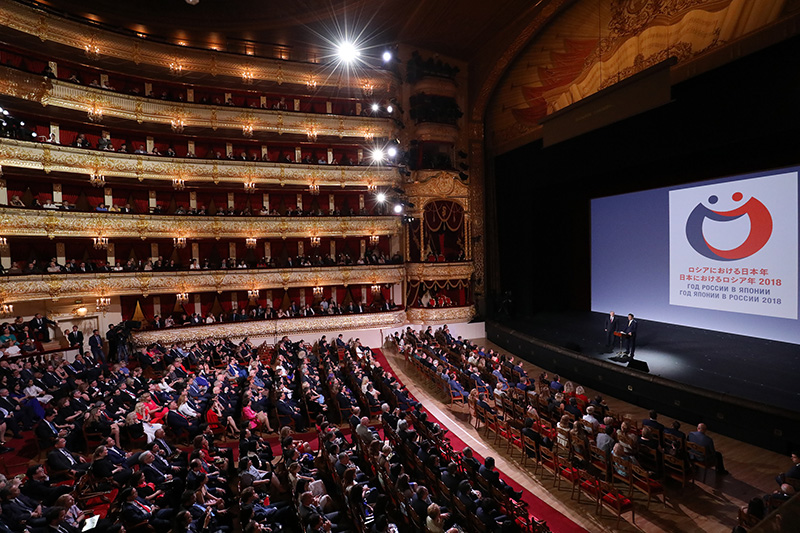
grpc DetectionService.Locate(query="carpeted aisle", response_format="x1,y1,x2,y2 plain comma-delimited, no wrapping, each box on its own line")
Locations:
372,349,589,533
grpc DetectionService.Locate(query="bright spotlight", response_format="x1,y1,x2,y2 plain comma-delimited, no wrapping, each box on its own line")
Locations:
371,103,380,112
387,147,397,158
371,149,385,162
386,105,393,113
393,204,403,214
19,121,24,126
0,107,4,113
2,110,8,116
336,41,361,64
382,51,392,63
376,193,386,203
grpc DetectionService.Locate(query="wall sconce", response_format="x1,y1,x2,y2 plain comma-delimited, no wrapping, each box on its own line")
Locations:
177,292,189,304
313,286,323,297
171,118,185,133
87,102,103,122
173,237,187,248
308,183,319,195
0,237,7,249
371,284,381,294
248,289,260,300
363,129,374,141
172,178,186,190
95,297,111,312
310,236,321,247
89,172,105,188
307,128,318,142
93,236,109,250
366,182,377,193
84,44,100,60
362,82,374,96
242,123,254,137
242,69,254,84
244,181,256,193
306,76,317,88
169,61,184,75
0,303,13,317
369,235,380,246
246,237,257,248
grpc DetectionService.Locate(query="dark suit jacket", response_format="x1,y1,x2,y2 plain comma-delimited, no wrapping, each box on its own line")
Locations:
603,315,618,332
35,420,59,446
47,447,83,472
67,331,84,348
623,319,638,336
121,499,153,523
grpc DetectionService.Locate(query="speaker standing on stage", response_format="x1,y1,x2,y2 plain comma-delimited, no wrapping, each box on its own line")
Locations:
603,311,618,352
622,313,637,357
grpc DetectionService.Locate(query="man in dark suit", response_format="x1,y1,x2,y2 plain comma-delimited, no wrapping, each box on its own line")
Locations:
776,451,800,486
621,313,638,357
67,326,84,353
0,482,45,528
642,410,665,439
21,464,71,506
88,329,106,364
46,438,90,477
688,423,728,475
603,311,618,352
166,401,201,438
478,457,523,499
28,313,55,342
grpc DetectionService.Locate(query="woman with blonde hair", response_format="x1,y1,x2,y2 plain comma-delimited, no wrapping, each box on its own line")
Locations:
467,388,479,422
426,503,448,533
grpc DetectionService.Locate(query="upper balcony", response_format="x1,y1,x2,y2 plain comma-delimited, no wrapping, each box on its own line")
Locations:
0,65,395,141
405,262,474,281
0,206,402,239
0,138,399,187
0,0,396,95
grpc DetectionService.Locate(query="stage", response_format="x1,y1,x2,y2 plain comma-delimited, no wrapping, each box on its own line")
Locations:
487,312,800,453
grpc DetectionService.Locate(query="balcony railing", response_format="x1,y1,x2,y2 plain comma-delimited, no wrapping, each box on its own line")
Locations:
0,264,405,302
130,309,407,346
406,306,475,324
0,0,395,92
0,138,399,187
0,206,402,239
404,262,474,281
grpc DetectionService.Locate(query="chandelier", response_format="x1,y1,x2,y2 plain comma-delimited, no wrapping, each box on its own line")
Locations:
308,183,320,195
0,303,13,317
169,61,184,75
172,178,186,190
244,181,256,193
96,297,111,313
173,237,187,248
371,284,381,294
307,128,318,142
242,123,254,138
246,237,257,249
89,172,105,187
248,289,260,300
171,118,185,133
313,287,323,297
306,76,317,88
369,235,380,246
362,81,374,96
363,129,374,141
242,69,255,84
177,292,189,304
84,43,100,60
87,102,103,122
93,237,109,249
310,236,321,247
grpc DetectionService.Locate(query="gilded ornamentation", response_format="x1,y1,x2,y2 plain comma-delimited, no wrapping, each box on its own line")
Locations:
406,306,475,324
1,265,405,303
0,206,402,239
0,139,399,187
405,262,473,282
130,309,408,346
0,0,395,93
0,66,394,140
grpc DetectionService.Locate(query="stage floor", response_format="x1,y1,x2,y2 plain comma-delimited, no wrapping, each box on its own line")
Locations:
499,312,800,413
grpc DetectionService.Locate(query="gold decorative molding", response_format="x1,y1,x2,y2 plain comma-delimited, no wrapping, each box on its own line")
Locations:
0,139,399,187
130,309,408,346
414,122,460,143
0,207,402,239
406,170,470,211
0,67,397,140
413,77,458,98
0,265,405,303
406,306,475,324
0,0,395,93
405,262,473,282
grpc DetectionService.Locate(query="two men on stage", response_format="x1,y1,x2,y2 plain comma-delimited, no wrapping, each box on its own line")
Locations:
604,311,637,357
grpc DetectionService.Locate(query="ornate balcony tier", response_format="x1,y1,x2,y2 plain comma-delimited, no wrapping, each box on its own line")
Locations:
0,207,401,240
0,0,395,93
0,139,399,187
0,265,405,303
414,123,459,143
129,309,407,347
405,262,473,282
406,306,476,324
0,66,394,140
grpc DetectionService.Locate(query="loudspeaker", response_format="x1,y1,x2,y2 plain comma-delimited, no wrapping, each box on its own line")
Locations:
627,359,650,372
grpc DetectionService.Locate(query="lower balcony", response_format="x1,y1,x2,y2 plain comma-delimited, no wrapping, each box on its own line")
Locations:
405,305,475,324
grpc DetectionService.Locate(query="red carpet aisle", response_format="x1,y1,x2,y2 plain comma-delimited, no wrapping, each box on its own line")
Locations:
371,349,589,533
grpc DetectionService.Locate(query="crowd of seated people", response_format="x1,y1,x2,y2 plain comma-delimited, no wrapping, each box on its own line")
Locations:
1,250,403,276
389,325,742,523
148,298,399,330
4,194,392,218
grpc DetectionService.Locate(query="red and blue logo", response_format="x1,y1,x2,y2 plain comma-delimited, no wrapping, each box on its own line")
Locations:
685,192,773,261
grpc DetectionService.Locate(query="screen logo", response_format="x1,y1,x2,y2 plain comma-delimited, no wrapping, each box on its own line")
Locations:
685,192,772,261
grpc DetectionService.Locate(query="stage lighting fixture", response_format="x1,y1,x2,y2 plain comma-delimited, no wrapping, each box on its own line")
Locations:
2,110,8,116
386,105,393,113
382,51,392,62
371,103,380,112
387,147,397,158
393,204,403,214
0,107,3,114
376,192,386,203
19,121,24,126
371,149,385,162
336,41,360,64
185,0,199,4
